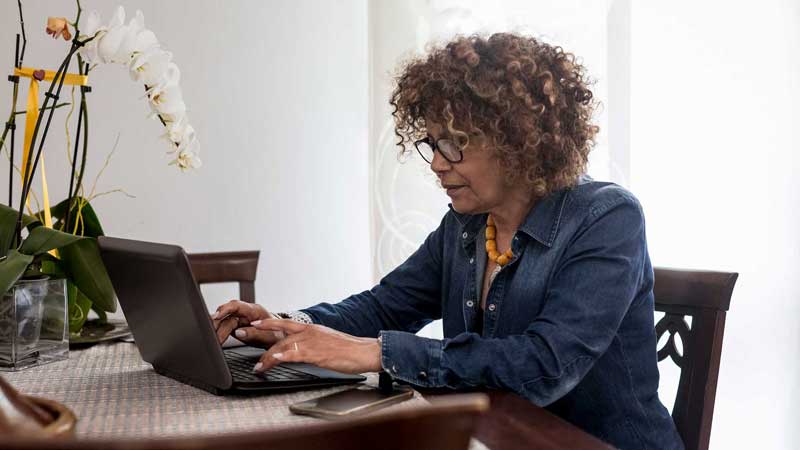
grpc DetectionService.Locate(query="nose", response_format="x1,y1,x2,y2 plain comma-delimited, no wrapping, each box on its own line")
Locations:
429,148,452,174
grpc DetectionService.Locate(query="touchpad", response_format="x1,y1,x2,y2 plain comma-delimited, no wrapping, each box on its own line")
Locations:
225,346,265,359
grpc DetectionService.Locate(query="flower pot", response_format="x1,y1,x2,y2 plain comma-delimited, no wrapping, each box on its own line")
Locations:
0,278,68,370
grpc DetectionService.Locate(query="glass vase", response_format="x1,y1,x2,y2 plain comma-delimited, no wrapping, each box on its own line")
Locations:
0,278,68,370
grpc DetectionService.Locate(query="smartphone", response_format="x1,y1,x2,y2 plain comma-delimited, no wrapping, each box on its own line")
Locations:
289,385,414,419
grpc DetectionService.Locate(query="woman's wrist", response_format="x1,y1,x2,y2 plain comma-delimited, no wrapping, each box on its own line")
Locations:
364,336,383,373
275,311,313,324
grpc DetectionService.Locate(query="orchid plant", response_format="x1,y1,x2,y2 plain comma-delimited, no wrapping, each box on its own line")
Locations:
0,1,200,335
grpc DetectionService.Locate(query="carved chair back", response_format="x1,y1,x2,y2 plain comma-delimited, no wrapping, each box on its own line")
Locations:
187,251,260,303
653,267,737,450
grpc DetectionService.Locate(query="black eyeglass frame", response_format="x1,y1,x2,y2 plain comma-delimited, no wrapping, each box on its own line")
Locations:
413,136,464,164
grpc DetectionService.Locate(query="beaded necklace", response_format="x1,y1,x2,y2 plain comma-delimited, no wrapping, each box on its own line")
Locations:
485,215,514,266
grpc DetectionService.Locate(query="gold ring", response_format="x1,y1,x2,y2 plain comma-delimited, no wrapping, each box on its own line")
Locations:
294,342,299,352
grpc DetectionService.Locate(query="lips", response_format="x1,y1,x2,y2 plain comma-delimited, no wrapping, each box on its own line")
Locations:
443,185,466,196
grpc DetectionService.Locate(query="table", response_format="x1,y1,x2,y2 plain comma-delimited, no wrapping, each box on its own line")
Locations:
471,392,613,450
3,342,611,449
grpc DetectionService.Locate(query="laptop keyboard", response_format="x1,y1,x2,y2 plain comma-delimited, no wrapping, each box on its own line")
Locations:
224,351,319,383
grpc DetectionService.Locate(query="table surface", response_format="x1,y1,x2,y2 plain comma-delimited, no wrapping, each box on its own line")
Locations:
3,342,611,450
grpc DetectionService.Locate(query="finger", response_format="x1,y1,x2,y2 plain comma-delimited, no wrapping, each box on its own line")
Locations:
250,318,308,335
254,336,305,372
216,316,239,344
233,327,285,347
211,299,248,321
255,347,303,372
212,300,272,331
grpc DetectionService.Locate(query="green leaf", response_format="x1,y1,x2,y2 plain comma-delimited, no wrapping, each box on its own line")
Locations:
38,254,67,278
59,238,116,313
0,250,35,296
0,204,38,257
42,197,105,238
19,226,84,255
91,304,108,324
68,281,92,333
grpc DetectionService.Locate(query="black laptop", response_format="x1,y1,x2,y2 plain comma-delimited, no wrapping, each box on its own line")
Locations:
97,236,365,395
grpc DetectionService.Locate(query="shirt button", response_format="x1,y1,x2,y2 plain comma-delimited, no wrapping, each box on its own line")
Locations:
462,232,469,239
466,300,474,307
513,236,519,241
488,304,496,312
469,257,474,264
418,371,427,380
391,364,398,373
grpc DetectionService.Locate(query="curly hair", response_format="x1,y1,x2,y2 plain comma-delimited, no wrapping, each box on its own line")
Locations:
390,32,599,198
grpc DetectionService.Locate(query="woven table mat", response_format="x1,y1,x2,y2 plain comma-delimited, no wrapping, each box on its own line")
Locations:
3,342,430,438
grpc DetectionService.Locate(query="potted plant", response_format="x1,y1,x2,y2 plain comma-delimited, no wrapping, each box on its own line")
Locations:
1,1,199,356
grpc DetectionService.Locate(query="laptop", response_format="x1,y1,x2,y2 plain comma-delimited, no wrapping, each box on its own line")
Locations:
97,236,365,395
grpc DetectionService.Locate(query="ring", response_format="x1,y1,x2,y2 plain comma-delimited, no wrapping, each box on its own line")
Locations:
294,342,299,352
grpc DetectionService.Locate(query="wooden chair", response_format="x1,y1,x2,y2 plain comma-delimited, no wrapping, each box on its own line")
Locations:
0,393,489,450
653,267,738,450
187,251,260,303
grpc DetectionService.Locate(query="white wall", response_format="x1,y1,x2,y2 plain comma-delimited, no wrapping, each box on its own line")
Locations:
0,0,372,314
629,1,800,448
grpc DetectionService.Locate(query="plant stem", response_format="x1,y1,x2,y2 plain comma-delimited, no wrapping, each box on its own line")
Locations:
65,91,86,232
17,0,28,67
75,0,82,33
72,96,89,229
8,121,15,208
14,45,79,244
65,0,87,232
16,0,26,67
4,77,21,209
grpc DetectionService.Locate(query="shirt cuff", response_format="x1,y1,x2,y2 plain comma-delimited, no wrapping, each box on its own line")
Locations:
379,330,442,388
276,311,314,324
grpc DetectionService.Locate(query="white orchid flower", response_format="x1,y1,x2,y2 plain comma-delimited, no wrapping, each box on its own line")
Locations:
148,83,186,118
151,108,186,128
145,62,180,97
95,6,129,63
170,144,202,171
83,10,104,36
78,10,107,64
115,10,159,64
108,6,126,29
130,48,173,86
163,116,195,147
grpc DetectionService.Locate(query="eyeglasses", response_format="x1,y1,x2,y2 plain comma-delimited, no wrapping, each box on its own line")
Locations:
414,136,463,164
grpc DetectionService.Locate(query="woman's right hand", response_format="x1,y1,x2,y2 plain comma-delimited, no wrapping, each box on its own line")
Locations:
210,300,284,347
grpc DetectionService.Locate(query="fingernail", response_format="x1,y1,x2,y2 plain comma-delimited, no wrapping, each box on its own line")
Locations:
235,329,246,339
272,353,284,360
274,331,285,339
253,362,263,372
251,320,262,326
211,312,219,319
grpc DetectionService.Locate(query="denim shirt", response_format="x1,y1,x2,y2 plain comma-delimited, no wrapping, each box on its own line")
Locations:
302,178,684,450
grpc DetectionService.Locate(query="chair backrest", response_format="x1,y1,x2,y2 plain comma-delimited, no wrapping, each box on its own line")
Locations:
653,267,738,450
187,251,259,303
0,393,489,450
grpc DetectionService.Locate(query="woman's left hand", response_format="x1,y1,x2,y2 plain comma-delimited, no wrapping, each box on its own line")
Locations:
249,319,382,375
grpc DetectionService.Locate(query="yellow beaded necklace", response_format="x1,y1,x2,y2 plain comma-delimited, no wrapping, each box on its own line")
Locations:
486,215,514,266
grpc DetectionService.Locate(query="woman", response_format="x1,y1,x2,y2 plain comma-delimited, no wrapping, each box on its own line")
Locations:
213,33,683,449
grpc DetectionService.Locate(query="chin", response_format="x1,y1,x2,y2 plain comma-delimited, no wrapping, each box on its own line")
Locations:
450,200,481,215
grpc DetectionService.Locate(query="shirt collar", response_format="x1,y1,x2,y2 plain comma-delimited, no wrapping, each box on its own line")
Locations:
517,187,570,248
448,185,571,249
